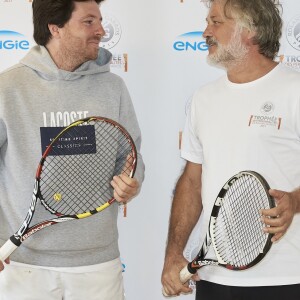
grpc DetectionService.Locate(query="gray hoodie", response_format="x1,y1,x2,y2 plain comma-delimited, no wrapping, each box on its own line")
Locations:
0,46,144,267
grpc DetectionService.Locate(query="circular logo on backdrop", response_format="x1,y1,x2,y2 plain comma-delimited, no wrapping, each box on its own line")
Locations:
261,102,275,114
100,14,122,49
286,15,300,51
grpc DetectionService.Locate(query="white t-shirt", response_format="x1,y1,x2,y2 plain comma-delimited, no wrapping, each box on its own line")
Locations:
181,64,300,286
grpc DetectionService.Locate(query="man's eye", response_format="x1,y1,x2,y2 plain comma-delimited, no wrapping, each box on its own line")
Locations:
84,20,93,25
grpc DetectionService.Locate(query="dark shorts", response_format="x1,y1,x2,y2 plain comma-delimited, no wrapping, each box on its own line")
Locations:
196,280,300,300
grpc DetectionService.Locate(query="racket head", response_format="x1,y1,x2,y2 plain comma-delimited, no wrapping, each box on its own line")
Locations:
210,170,275,270
36,116,137,218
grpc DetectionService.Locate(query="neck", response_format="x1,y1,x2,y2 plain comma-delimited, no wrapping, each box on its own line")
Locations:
226,52,278,83
45,44,85,72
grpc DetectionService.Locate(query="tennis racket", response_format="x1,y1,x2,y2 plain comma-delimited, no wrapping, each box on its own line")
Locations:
0,116,137,262
163,171,275,296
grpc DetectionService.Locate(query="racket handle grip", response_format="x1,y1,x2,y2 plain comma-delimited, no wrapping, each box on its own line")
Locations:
162,287,169,297
180,265,195,283
0,239,18,262
162,265,196,297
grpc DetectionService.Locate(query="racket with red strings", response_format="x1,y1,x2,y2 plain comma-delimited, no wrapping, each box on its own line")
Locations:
0,116,137,262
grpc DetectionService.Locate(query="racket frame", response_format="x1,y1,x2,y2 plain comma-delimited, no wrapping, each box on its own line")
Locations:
0,116,137,262
180,171,275,283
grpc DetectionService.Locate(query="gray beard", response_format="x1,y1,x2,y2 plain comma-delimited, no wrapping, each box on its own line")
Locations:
206,28,249,70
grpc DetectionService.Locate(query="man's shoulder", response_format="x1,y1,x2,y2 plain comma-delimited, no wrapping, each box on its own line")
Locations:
94,70,126,87
277,64,300,78
0,63,25,80
276,65,300,91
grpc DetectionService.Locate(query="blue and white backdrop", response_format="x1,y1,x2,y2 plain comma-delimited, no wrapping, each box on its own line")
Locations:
0,0,300,299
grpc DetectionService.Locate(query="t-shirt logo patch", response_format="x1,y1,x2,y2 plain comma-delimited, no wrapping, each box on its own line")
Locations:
248,102,282,130
260,102,274,114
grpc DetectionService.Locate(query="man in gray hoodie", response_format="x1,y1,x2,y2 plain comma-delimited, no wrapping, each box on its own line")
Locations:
0,0,144,299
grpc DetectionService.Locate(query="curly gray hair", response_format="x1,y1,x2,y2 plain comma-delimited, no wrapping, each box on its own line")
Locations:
207,0,283,59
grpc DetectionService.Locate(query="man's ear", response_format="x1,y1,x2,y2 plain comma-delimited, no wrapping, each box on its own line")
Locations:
48,24,61,38
246,29,256,41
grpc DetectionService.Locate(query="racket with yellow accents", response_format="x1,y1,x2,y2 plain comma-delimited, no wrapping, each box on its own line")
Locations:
0,116,137,262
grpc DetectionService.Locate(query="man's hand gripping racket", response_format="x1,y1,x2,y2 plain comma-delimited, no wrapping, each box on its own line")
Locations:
163,171,275,296
0,116,137,264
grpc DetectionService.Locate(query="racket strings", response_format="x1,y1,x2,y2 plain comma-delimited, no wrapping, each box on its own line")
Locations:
214,174,270,267
45,155,106,213
39,119,135,216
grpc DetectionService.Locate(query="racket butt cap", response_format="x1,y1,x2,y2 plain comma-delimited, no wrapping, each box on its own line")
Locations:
0,239,18,262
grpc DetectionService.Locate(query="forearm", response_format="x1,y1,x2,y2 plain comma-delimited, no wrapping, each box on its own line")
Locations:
165,162,202,260
162,162,202,296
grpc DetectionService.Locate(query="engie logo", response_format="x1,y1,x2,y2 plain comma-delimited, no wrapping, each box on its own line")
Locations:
0,30,30,50
173,31,208,52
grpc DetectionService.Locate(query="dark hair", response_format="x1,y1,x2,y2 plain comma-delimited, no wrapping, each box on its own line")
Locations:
208,0,283,59
32,0,104,46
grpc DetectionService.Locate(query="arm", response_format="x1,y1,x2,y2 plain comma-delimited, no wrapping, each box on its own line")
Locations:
261,188,300,242
0,119,9,269
0,119,6,149
161,161,202,296
111,80,145,203
262,96,300,241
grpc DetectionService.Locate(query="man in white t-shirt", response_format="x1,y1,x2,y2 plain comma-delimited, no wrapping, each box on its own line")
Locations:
161,0,300,299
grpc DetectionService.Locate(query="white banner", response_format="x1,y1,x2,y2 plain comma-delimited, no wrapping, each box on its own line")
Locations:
1,0,300,299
